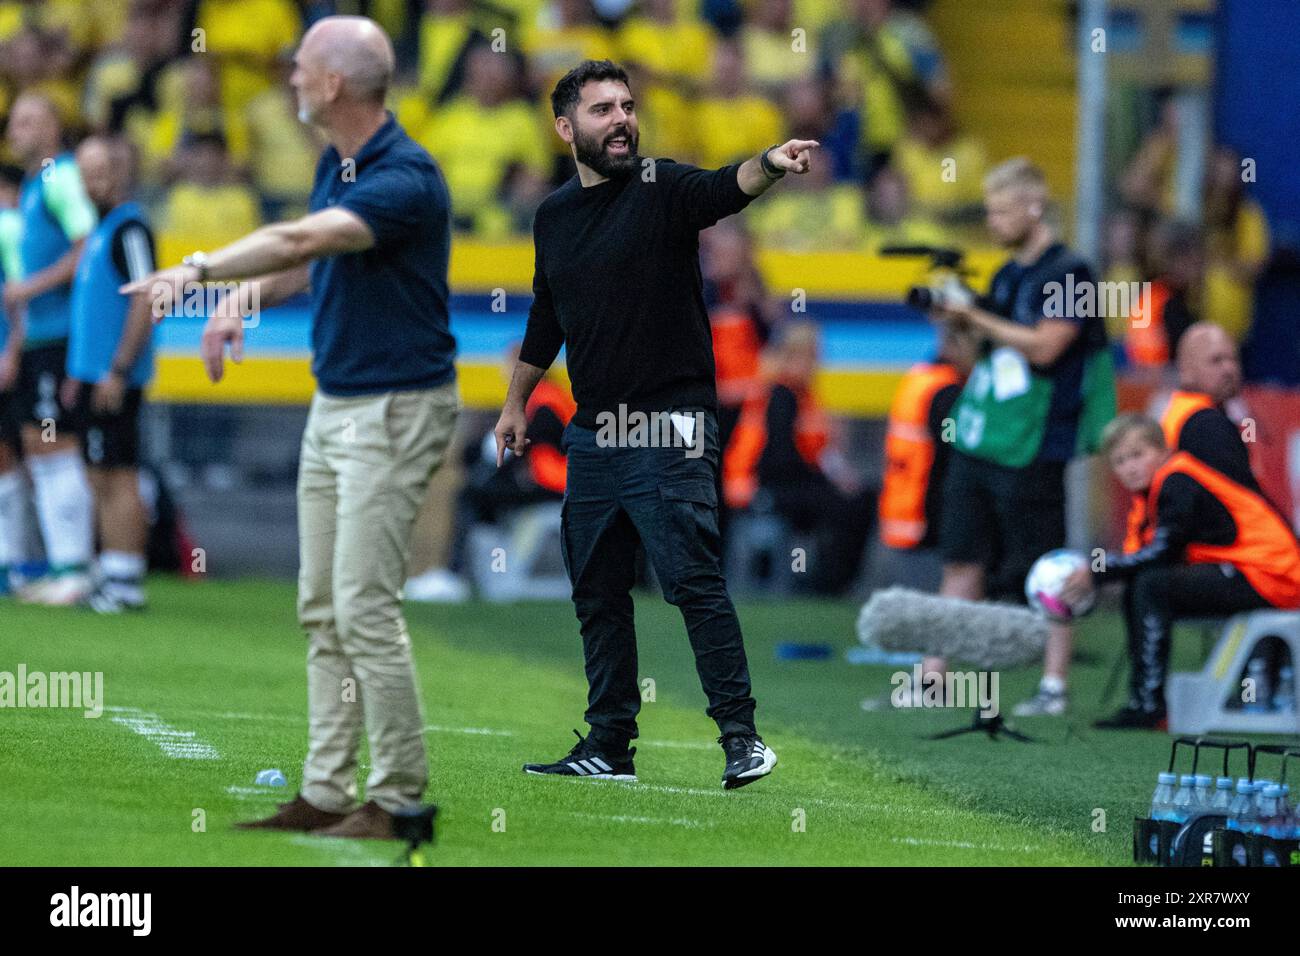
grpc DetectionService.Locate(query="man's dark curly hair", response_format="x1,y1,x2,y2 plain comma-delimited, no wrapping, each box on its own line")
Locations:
550,59,631,119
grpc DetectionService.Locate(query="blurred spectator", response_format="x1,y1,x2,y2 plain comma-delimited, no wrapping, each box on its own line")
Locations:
140,55,250,185
615,0,713,159
2,27,81,126
745,150,864,250
82,2,182,134
195,0,302,115
1124,219,1204,372
693,38,783,169
410,0,514,105
782,75,859,182
740,0,815,94
1202,146,1269,343
416,42,549,237
892,100,986,227
446,343,574,579
157,131,260,254
822,0,947,174
860,165,946,250
1101,206,1144,341
1119,90,1179,217
873,318,976,590
701,220,777,446
522,0,616,101
246,52,322,221
723,322,874,595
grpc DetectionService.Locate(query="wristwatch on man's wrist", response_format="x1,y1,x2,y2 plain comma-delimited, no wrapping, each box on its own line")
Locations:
759,144,786,180
182,251,210,282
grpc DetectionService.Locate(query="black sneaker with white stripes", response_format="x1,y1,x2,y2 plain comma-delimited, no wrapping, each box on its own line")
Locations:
523,729,637,781
720,732,777,789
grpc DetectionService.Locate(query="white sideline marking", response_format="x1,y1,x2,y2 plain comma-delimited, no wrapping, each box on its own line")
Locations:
566,812,713,830
639,740,716,751
287,835,390,866
423,724,515,737
225,786,282,801
107,707,220,760
891,836,1040,853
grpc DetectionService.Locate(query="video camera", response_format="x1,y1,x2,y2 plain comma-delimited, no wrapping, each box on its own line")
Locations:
881,245,978,313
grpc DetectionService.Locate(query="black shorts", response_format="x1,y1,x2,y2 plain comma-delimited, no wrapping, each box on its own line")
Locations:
14,342,77,433
938,449,1066,602
69,381,144,469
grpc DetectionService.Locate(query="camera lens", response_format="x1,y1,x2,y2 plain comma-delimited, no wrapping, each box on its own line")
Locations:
906,286,935,310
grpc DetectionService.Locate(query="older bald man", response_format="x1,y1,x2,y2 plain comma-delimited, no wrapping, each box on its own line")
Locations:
1158,321,1258,489
126,16,458,839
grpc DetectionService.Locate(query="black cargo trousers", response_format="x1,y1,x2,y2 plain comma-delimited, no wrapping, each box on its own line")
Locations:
559,406,757,752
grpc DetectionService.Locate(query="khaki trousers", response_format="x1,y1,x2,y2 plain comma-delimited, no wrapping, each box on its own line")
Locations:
296,382,459,813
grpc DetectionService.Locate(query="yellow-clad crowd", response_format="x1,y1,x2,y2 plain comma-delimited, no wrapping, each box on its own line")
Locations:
0,0,984,259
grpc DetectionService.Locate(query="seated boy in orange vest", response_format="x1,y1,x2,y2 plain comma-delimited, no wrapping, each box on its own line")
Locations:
1062,413,1300,729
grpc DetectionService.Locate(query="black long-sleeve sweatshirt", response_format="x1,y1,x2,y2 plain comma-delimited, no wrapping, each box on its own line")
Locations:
519,160,757,429
1094,472,1238,580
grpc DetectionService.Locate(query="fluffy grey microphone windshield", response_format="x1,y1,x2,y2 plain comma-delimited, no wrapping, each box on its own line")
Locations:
857,587,1049,670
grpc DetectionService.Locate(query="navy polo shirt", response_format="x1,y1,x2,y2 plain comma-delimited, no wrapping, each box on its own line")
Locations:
308,112,456,396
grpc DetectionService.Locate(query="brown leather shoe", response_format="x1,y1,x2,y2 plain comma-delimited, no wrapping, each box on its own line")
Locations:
235,794,348,831
314,801,397,840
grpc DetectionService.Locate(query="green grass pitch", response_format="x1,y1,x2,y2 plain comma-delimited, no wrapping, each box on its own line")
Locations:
0,577,1229,866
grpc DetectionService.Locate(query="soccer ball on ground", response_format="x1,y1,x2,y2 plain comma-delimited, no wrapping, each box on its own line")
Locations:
1024,549,1095,622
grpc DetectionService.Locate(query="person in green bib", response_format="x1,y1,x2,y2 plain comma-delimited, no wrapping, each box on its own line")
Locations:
926,158,1115,718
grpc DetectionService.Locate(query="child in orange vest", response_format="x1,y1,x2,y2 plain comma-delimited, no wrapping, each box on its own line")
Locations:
1063,414,1300,729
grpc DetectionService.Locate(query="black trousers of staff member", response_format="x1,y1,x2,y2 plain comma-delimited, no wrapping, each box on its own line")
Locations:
1123,562,1270,714
560,407,756,752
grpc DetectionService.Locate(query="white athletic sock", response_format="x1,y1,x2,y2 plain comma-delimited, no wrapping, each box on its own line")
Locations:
27,451,95,573
0,468,32,571
100,550,146,601
1040,674,1067,695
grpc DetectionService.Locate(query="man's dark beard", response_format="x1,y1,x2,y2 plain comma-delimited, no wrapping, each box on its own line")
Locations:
573,125,639,179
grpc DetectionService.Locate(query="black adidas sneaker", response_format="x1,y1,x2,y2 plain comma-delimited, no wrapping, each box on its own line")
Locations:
523,729,637,781
720,732,777,789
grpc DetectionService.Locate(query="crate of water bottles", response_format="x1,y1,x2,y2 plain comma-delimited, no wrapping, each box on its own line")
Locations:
1134,737,1300,866
1211,744,1300,867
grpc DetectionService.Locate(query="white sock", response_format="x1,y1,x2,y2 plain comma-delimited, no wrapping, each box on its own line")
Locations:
27,451,95,574
1040,675,1067,695
100,550,146,598
0,468,32,571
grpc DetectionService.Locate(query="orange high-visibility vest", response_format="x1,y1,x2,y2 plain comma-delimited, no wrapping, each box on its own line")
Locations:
711,307,764,407
878,362,962,548
1123,391,1217,553
1135,451,1300,608
723,382,830,509
525,378,577,495
1161,390,1215,448
1125,280,1172,368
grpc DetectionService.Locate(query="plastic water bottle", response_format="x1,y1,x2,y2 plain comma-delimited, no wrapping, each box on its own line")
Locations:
1193,774,1213,808
1226,779,1256,832
1276,664,1296,714
1259,785,1287,838
1209,776,1234,813
1149,771,1178,820
1171,773,1198,822
1244,654,1273,712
